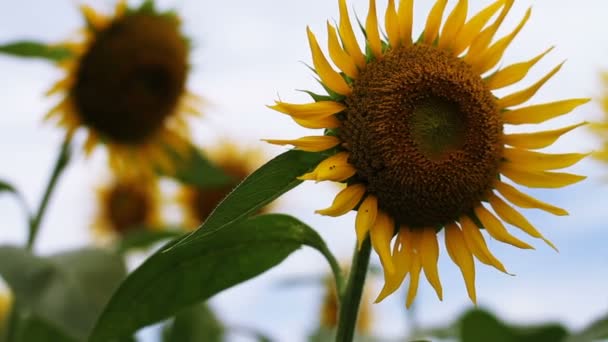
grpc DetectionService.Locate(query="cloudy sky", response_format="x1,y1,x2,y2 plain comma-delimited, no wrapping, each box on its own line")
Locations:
1,0,607,341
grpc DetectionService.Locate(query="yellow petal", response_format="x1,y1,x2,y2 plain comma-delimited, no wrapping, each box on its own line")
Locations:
438,0,468,50
114,0,128,17
503,98,590,125
298,152,356,182
397,0,413,45
269,101,345,119
366,0,383,58
497,62,564,109
503,122,587,150
375,226,411,303
406,249,422,308
315,184,366,216
356,195,378,249
473,8,531,74
474,205,533,249
385,0,401,48
486,47,553,90
445,223,477,304
489,194,557,251
327,22,359,79
423,0,448,45
503,148,589,171
338,0,366,68
451,0,505,56
307,27,352,96
464,0,513,63
293,115,341,129
460,215,509,273
370,211,396,274
80,4,108,31
419,228,443,300
494,180,568,216
263,135,341,152
501,164,586,188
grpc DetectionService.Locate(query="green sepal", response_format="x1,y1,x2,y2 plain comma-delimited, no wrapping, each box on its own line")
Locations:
0,41,73,62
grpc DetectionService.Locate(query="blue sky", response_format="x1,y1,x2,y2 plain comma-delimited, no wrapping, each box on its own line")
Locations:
1,0,607,341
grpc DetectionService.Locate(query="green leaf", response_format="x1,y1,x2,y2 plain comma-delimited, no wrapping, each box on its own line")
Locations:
161,144,233,189
163,303,224,342
566,314,608,342
116,228,184,253
175,149,326,247
460,309,568,342
0,181,17,194
10,312,76,342
90,214,336,341
0,41,72,62
0,246,127,341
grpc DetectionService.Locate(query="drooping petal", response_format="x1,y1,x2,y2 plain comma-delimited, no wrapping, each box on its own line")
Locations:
366,0,383,58
292,115,341,129
503,148,589,171
503,99,590,125
451,0,505,56
474,206,534,249
438,0,468,50
327,22,359,79
501,164,586,188
298,152,356,182
406,247,422,308
263,135,341,152
315,184,366,216
419,228,443,300
423,0,448,44
338,0,366,68
474,8,531,74
497,62,564,109
460,215,509,273
375,226,412,302
494,180,568,216
307,27,352,96
445,223,477,304
269,101,345,119
485,47,553,90
488,194,557,251
355,195,378,248
397,0,414,45
370,211,396,273
385,0,401,48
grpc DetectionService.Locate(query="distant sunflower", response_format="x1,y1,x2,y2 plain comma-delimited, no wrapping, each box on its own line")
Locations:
177,143,265,229
267,0,588,307
0,291,11,330
93,175,161,242
590,73,608,161
319,275,371,335
45,0,201,176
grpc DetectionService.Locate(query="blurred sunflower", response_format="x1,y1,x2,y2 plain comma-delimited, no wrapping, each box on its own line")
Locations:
45,0,201,176
0,291,12,331
93,175,161,242
267,0,588,307
590,73,608,161
319,275,371,335
177,143,265,229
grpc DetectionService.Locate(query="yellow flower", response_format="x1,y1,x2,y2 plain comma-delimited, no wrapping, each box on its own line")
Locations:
0,291,12,330
319,275,371,335
45,0,201,176
177,143,266,229
590,72,608,161
93,174,162,242
268,0,588,307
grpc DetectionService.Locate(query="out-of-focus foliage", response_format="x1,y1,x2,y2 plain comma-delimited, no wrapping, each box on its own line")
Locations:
0,41,73,61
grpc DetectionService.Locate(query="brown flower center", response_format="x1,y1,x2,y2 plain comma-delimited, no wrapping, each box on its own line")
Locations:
107,183,151,233
72,13,188,144
340,44,503,228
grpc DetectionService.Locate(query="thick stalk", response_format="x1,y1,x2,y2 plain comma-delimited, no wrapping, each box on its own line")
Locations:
335,237,371,342
26,137,71,251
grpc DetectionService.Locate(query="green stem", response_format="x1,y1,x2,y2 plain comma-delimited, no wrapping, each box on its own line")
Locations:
26,137,71,251
335,237,371,342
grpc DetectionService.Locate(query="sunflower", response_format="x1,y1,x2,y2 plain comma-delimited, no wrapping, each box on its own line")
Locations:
45,0,201,176
267,0,588,307
0,291,11,331
177,143,266,229
590,72,608,161
93,175,162,242
319,274,371,335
